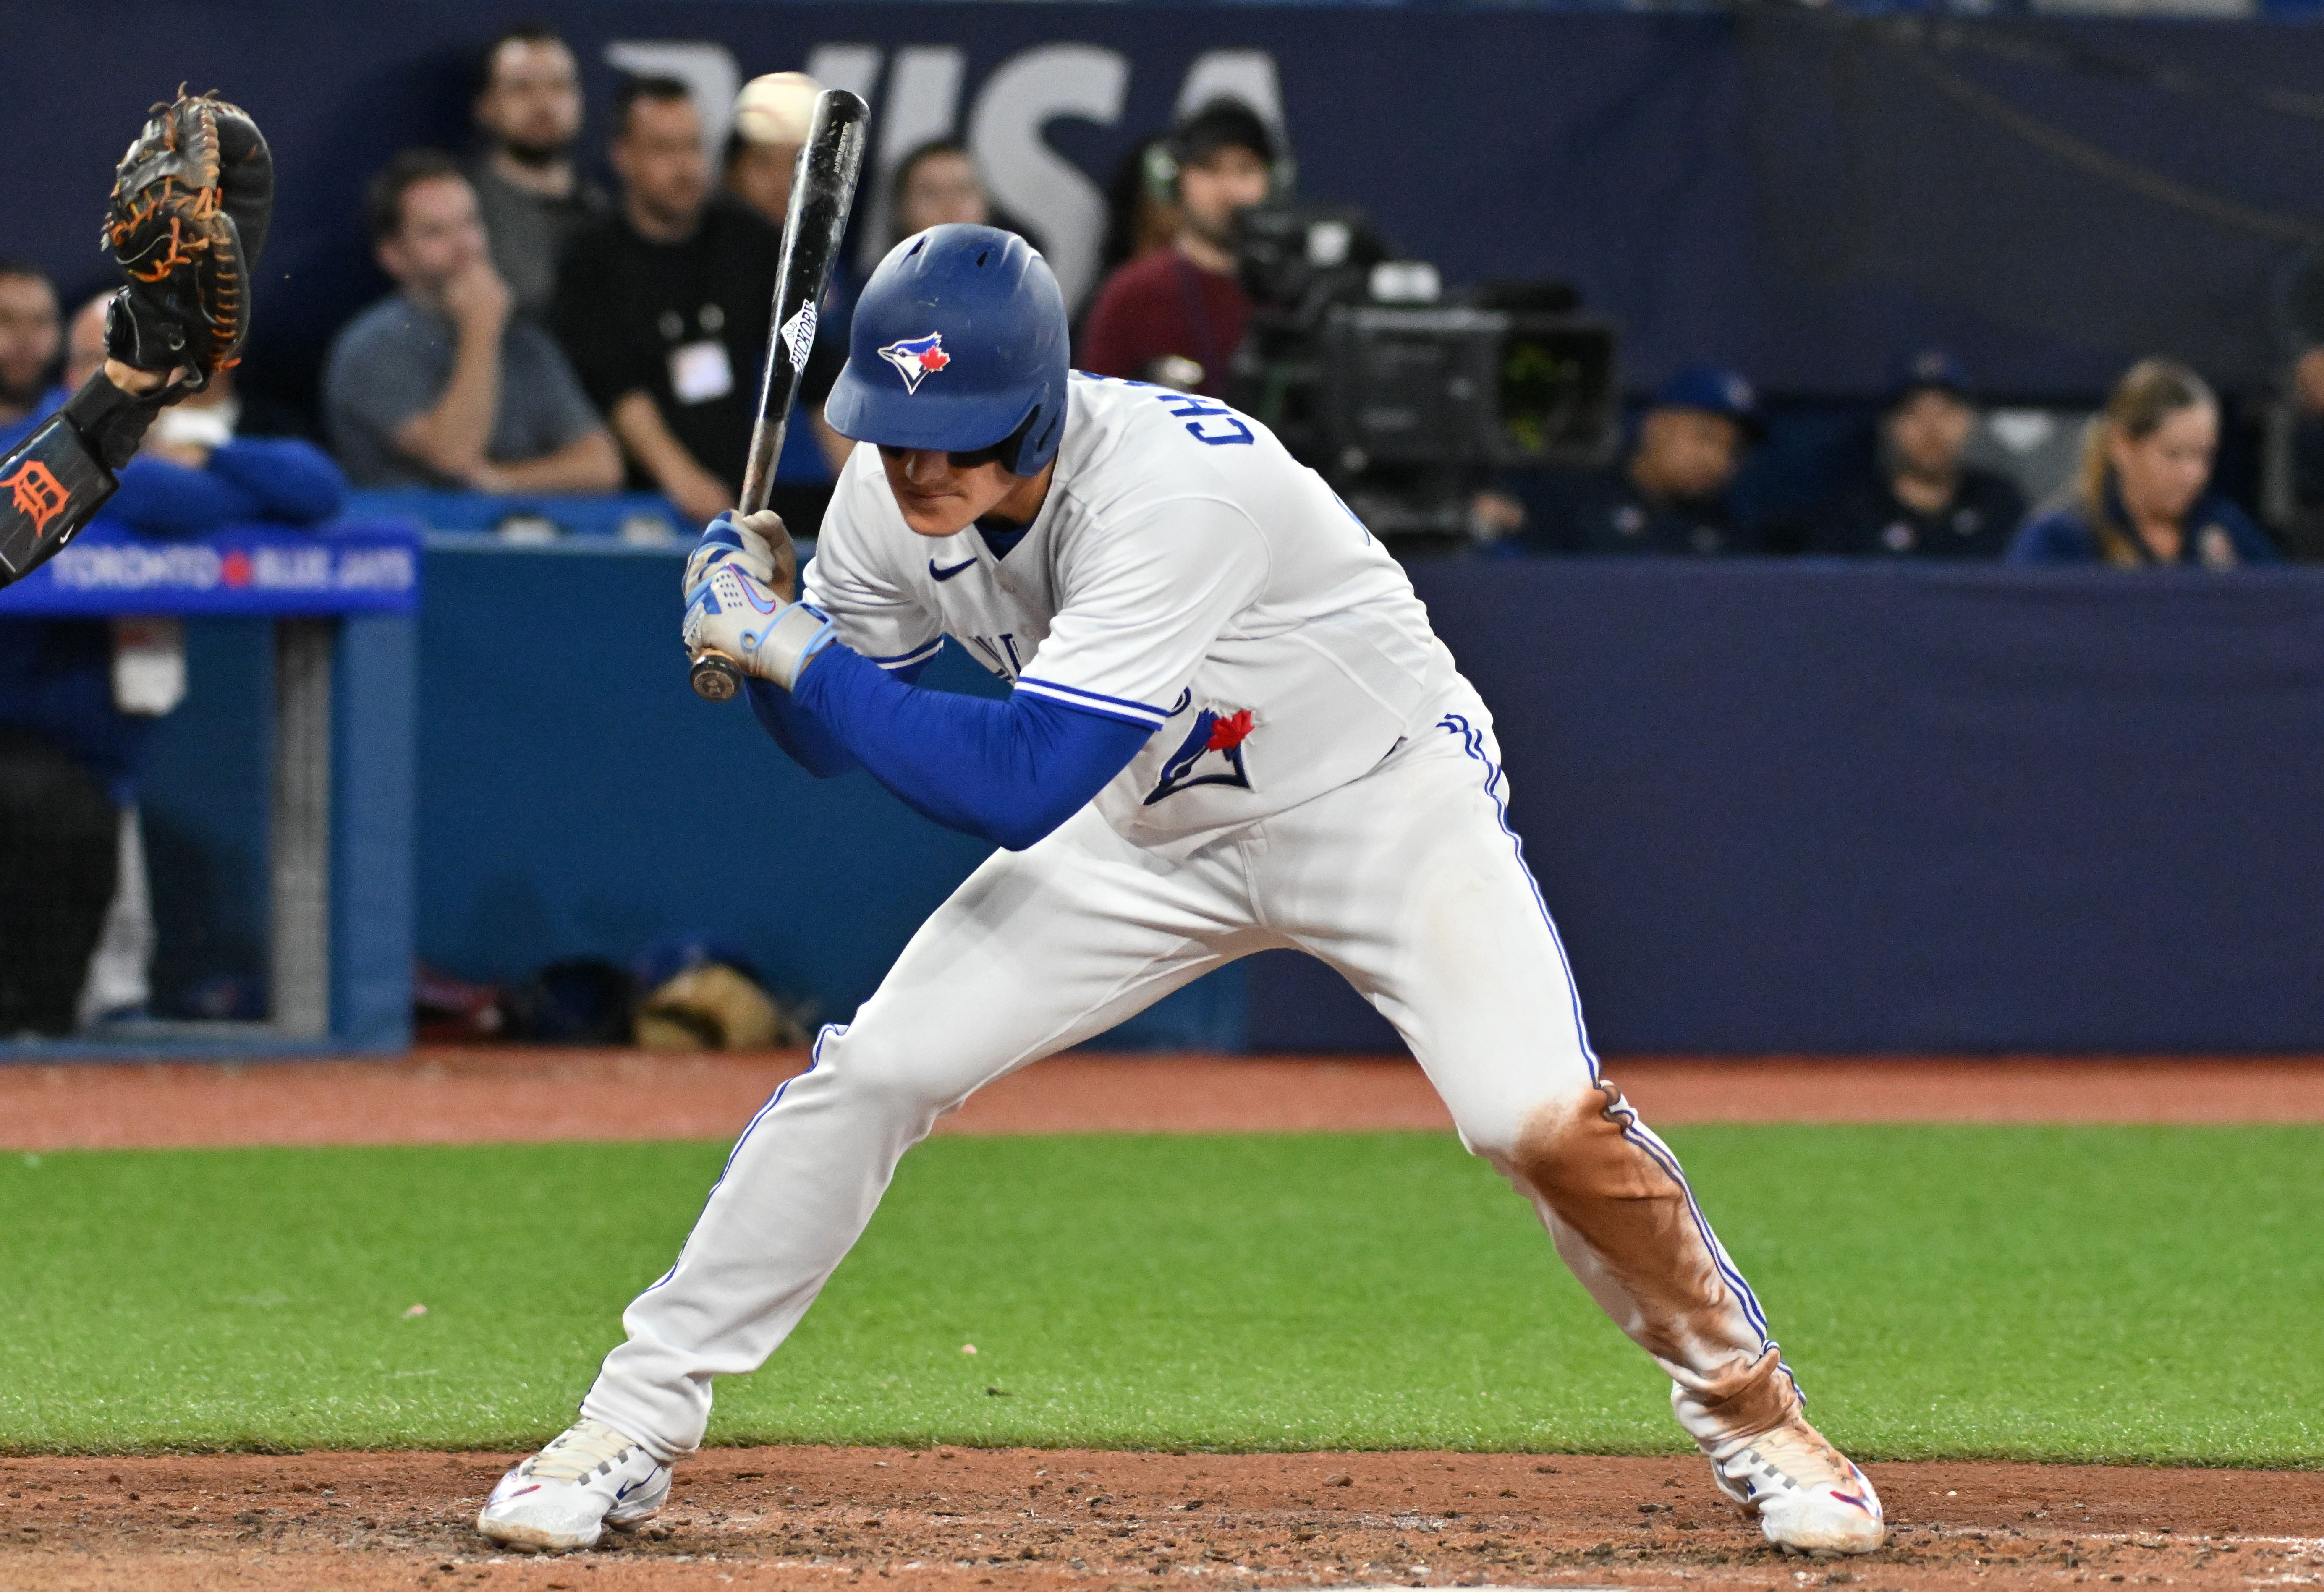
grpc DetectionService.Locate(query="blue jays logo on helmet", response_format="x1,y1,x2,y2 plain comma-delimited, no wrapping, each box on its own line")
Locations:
826,226,1071,475
877,332,953,395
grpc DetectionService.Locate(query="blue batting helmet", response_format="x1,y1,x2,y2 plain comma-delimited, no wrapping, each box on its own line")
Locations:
824,224,1070,476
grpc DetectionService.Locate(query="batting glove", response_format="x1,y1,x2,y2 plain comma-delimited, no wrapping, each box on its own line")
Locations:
683,509,792,596
682,552,835,692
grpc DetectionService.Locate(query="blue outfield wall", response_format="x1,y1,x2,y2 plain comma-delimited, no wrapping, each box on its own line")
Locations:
407,547,2324,1056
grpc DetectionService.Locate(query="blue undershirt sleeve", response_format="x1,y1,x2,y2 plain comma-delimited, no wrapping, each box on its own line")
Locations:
786,643,1153,849
743,654,935,779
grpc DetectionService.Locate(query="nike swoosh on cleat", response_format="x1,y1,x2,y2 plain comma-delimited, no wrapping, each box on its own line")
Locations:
1830,1490,1875,1514
929,558,976,582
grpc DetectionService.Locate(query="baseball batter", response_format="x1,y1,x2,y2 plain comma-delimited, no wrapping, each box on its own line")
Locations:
479,225,1885,1558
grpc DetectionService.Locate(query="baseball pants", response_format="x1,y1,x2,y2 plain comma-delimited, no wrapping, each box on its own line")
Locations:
584,710,1800,1461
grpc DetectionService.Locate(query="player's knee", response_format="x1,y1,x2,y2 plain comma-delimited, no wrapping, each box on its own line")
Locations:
811,1022,974,1122
1484,1080,1681,1219
1447,1078,1606,1170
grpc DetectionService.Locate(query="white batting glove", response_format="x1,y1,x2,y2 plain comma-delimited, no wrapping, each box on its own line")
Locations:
682,525,835,692
682,509,793,596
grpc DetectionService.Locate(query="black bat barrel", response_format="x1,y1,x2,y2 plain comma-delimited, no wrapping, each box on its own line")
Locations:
737,89,869,514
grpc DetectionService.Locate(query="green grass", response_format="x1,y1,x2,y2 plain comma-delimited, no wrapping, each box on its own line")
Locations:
0,1127,2318,1464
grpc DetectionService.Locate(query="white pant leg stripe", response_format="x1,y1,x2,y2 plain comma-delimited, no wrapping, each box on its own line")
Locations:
1437,714,1603,1082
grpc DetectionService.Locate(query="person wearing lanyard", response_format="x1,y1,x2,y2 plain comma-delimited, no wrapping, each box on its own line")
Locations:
554,76,846,530
2008,358,2280,568
1079,99,1274,399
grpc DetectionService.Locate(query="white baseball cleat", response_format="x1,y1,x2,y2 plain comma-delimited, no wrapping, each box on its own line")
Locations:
476,1417,671,1552
1711,1414,1886,1555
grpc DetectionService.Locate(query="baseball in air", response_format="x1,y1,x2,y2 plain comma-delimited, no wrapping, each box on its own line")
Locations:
732,72,820,145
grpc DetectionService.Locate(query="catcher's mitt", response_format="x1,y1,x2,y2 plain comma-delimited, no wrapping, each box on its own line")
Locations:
100,90,273,384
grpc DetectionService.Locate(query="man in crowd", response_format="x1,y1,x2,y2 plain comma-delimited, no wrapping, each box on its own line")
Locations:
1518,365,1761,555
468,24,609,323
325,150,620,492
0,261,59,431
1806,350,2023,558
1079,99,1274,398
555,77,838,528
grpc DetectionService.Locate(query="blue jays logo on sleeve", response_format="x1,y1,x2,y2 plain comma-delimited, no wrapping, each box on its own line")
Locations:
877,332,952,394
1144,708,1256,805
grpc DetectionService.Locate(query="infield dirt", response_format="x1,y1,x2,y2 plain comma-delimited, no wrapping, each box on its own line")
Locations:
4,1446,2319,1592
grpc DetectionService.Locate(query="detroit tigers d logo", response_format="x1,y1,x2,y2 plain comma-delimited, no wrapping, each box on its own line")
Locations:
878,332,952,394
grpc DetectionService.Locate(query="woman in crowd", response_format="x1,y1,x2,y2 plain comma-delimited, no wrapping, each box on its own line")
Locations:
2009,358,2278,567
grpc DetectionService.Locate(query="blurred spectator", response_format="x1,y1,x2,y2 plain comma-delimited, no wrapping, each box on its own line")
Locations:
1518,365,1761,555
556,77,805,525
1096,136,1181,284
326,150,620,492
890,141,989,240
63,293,345,535
468,24,608,323
0,261,59,431
1081,100,1275,397
722,71,819,229
1808,351,2024,559
2010,358,2277,567
2269,239,2324,557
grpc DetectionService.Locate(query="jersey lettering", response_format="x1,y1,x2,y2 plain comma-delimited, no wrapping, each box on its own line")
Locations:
1186,416,1254,446
966,632,1024,678
1153,391,1255,447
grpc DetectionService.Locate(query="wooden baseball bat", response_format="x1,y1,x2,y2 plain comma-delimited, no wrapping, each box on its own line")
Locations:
689,88,869,702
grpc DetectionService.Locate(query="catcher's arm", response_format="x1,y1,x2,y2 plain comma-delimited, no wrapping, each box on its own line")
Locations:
0,91,271,588
0,363,171,583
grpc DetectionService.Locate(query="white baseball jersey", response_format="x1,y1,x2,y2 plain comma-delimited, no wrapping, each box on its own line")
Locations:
803,372,1484,855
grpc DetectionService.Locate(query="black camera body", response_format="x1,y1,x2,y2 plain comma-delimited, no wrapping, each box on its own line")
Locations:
1226,201,1619,544
1320,306,1618,473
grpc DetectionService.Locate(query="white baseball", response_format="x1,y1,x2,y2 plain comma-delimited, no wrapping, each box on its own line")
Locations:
732,72,820,146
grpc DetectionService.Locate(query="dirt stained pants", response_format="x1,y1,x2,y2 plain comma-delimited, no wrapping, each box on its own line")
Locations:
585,714,1798,1461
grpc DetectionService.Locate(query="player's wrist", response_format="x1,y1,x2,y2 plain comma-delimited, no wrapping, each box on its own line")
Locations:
61,369,171,472
102,359,170,396
751,601,836,690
